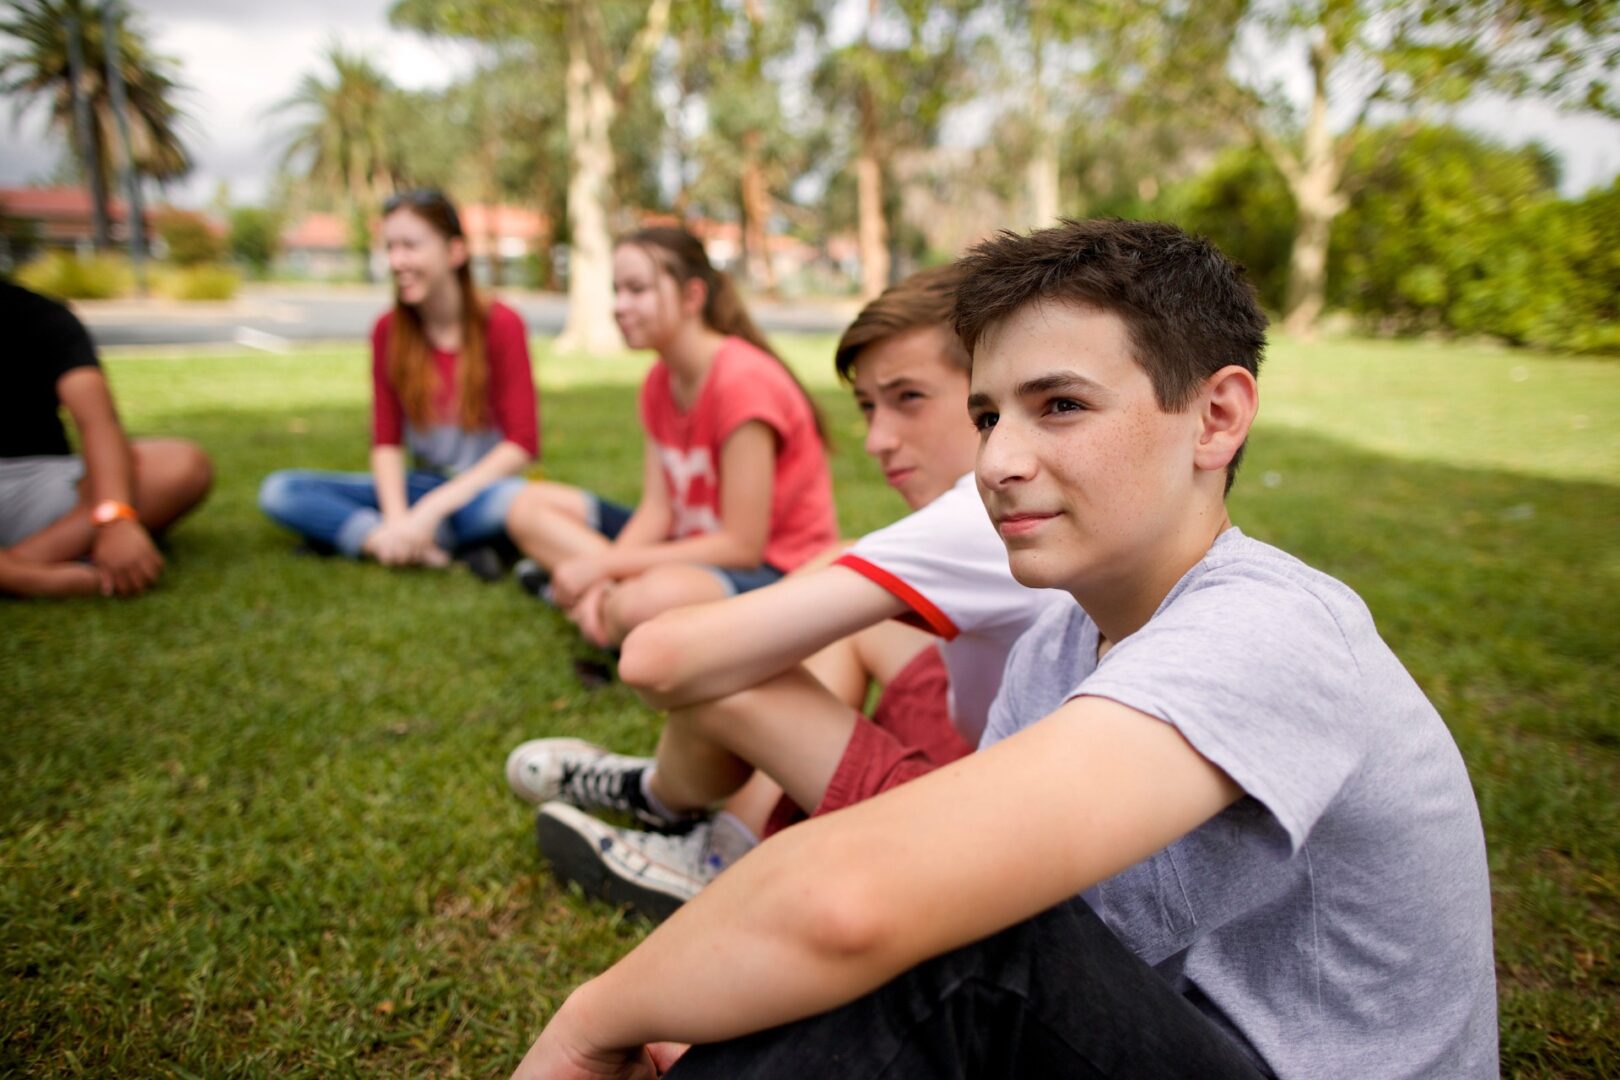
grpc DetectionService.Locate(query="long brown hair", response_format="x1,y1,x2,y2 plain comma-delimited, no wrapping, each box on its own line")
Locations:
619,225,825,442
384,190,488,431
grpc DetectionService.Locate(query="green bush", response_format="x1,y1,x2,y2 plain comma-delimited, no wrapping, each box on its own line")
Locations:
154,262,240,301
1156,146,1296,313
155,209,224,267
228,206,281,277
15,251,132,299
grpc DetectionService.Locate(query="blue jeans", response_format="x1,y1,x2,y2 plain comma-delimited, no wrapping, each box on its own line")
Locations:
258,469,526,557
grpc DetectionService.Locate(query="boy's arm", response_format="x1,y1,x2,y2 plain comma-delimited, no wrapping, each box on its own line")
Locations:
617,563,909,709
57,367,163,595
512,694,1243,1077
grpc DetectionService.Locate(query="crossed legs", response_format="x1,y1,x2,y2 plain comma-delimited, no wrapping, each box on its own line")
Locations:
2,438,212,597
505,481,744,647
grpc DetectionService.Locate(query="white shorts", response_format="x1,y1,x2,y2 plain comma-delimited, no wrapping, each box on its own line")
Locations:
0,456,84,546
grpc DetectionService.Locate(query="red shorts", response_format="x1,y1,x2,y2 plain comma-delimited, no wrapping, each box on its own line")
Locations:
763,644,972,838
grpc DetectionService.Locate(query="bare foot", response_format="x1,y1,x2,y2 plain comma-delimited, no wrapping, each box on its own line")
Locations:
419,545,452,569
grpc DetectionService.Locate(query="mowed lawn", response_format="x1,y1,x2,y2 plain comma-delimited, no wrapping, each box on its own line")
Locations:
2,332,1616,1078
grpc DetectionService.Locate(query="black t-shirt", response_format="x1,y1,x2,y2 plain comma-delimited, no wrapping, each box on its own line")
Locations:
1,281,100,458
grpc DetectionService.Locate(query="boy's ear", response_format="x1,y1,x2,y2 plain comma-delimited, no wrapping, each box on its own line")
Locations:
1193,365,1259,477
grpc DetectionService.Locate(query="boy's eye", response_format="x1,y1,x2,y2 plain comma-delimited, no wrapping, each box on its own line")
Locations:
898,390,925,404
1047,397,1085,416
856,401,875,416
972,411,998,433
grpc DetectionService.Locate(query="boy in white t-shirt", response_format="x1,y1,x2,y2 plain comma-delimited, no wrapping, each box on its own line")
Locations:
508,220,1495,1080
504,266,1063,919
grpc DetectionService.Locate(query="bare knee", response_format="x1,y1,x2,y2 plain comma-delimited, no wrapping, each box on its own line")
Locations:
133,438,213,527
506,481,587,540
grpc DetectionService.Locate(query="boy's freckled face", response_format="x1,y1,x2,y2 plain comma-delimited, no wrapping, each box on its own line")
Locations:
969,302,1200,593
850,326,977,510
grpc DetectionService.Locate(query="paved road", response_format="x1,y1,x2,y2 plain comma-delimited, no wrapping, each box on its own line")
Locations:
77,285,855,349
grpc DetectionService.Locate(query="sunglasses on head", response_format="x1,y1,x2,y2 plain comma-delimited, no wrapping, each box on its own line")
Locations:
383,189,462,234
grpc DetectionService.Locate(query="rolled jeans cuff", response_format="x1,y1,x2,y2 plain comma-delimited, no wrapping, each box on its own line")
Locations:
336,507,383,558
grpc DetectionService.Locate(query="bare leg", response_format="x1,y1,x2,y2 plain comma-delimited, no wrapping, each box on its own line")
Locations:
600,564,732,647
712,619,936,834
9,438,212,565
0,549,99,598
650,665,861,815
504,481,612,569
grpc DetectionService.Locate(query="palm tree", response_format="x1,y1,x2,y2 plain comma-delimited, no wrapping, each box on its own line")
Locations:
0,0,192,248
270,44,403,247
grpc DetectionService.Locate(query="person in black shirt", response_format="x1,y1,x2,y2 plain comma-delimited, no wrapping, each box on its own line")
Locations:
0,281,212,597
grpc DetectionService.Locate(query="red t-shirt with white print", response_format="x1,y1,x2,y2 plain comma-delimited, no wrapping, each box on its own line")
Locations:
638,336,836,571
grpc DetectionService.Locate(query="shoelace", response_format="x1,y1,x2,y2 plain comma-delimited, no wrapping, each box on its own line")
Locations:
559,759,636,813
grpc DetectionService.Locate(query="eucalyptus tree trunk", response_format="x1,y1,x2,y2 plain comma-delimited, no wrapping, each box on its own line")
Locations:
855,79,888,302
740,130,777,292
555,1,622,354
1026,25,1059,228
1281,39,1347,338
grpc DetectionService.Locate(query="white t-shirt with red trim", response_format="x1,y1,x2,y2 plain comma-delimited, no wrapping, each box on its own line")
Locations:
834,472,1068,744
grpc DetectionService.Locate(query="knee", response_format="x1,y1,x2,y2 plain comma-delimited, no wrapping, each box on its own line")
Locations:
258,469,300,520
504,482,546,533
173,440,213,507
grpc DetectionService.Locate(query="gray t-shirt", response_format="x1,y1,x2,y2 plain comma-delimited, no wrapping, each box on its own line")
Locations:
982,528,1497,1079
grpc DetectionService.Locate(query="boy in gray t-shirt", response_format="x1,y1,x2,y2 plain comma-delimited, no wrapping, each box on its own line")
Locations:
981,527,1497,1077
508,220,1496,1080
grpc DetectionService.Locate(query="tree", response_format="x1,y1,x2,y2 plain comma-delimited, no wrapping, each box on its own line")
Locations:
0,0,191,249
392,0,670,353
228,206,282,277
1204,0,1620,336
815,0,980,299
270,42,403,256
667,0,815,291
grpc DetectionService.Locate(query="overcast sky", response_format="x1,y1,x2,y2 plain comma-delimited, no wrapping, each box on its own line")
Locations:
1,0,1615,208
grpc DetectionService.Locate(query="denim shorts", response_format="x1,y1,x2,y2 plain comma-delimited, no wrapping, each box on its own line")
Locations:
586,494,785,597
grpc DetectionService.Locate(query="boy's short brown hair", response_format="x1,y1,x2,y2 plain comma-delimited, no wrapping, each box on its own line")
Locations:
953,219,1268,489
834,264,971,383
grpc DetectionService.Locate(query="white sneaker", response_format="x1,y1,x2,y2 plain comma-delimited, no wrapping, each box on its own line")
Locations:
504,736,655,814
536,802,727,923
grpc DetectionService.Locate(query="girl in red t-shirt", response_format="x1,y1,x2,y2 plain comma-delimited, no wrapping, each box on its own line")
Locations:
506,226,836,647
259,190,538,567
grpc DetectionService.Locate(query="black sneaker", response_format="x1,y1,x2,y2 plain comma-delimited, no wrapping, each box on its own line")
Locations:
458,543,508,583
514,558,554,601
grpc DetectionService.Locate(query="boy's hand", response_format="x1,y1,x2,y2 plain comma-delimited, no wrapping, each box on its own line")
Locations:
91,518,164,595
509,999,660,1080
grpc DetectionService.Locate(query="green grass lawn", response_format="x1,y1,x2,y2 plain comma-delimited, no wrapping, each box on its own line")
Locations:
2,333,1616,1077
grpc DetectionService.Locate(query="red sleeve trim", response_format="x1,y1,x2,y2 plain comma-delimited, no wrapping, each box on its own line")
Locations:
835,554,960,641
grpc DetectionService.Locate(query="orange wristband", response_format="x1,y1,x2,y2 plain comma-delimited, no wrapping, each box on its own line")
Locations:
90,500,139,527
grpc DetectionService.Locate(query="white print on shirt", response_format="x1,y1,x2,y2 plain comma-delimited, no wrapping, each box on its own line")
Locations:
658,443,722,537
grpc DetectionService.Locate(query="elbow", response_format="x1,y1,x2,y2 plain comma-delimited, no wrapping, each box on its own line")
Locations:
618,616,688,702
784,841,897,962
802,884,891,962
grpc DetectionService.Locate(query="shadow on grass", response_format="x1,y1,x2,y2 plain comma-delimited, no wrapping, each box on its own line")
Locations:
0,386,1615,1077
